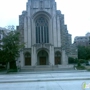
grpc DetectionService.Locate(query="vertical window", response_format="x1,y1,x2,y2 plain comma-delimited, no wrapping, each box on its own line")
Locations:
35,17,49,43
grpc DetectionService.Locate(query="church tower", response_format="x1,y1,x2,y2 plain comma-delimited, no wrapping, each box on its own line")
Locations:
17,0,72,70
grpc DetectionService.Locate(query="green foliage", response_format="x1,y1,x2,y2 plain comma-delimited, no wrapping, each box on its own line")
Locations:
0,65,6,71
78,46,86,59
68,57,78,64
68,56,86,68
0,50,6,63
8,68,18,72
2,31,24,62
87,68,90,71
68,57,75,64
77,60,81,67
0,30,24,70
78,46,90,60
10,61,17,69
76,66,86,70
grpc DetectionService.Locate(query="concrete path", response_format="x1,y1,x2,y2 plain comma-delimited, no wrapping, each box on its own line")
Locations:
0,70,90,90
0,70,90,83
0,80,90,90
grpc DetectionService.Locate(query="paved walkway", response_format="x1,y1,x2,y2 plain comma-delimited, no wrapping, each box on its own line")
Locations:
0,80,90,90
0,70,89,83
0,70,90,90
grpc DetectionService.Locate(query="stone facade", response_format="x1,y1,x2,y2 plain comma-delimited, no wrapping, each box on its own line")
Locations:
17,0,73,69
74,33,90,47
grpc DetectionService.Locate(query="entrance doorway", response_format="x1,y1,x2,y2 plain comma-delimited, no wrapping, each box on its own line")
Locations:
40,57,46,65
24,52,31,65
37,50,48,65
55,51,61,65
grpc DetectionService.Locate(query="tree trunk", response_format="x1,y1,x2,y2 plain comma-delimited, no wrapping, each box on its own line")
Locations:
6,62,10,73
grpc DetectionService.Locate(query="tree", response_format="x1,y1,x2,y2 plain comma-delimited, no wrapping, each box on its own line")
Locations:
0,49,6,64
78,46,87,60
78,46,90,63
2,31,24,71
85,46,90,60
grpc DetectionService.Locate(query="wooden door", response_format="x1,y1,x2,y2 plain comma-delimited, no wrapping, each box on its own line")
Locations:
55,57,61,65
25,57,31,65
40,57,46,65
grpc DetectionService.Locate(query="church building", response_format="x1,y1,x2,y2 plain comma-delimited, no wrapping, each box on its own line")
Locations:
17,0,74,70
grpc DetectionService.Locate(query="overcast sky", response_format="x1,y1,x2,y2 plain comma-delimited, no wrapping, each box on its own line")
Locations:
0,0,90,42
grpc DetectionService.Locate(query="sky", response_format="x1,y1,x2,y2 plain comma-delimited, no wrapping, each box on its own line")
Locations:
0,0,90,42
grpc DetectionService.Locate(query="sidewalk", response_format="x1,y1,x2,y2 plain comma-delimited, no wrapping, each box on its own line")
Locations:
0,69,87,74
0,70,90,83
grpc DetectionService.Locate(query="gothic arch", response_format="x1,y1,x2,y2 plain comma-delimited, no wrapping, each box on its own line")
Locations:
32,11,52,44
32,11,51,21
37,50,49,65
37,48,49,55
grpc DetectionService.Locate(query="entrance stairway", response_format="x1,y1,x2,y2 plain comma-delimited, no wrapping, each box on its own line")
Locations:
21,65,74,72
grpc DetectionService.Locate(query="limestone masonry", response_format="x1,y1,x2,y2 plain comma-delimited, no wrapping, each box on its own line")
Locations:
17,0,77,70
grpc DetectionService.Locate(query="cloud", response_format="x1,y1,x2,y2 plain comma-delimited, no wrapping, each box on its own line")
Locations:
0,0,90,42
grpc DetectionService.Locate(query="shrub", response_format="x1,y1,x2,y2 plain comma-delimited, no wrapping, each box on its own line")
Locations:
0,66,6,71
8,69,18,72
87,69,90,71
76,66,86,70
68,57,75,64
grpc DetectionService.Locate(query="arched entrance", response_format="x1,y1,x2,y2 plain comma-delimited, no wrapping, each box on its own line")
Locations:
55,51,61,65
37,50,48,65
24,52,31,65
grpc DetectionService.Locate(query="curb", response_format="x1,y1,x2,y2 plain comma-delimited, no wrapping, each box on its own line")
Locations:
0,78,90,83
0,70,87,75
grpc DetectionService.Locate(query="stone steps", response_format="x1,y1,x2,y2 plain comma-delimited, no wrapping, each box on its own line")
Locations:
21,65,74,72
